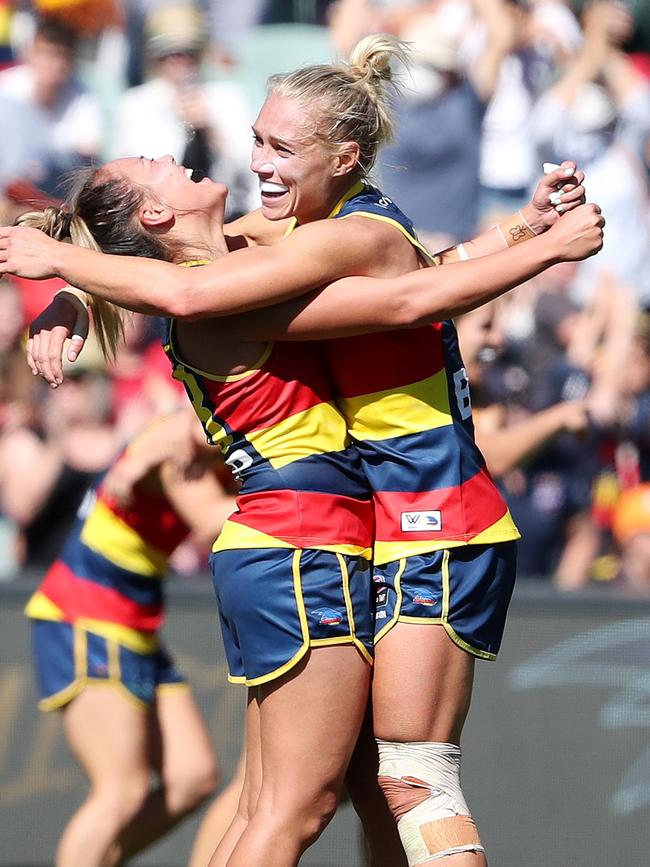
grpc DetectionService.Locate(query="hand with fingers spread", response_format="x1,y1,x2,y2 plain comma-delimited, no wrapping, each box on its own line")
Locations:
521,161,587,235
27,292,89,387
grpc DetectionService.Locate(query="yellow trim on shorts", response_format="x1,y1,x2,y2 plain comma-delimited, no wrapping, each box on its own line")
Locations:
376,551,497,660
228,549,311,687
155,682,191,695
374,558,407,643
37,625,153,713
337,552,373,665
439,550,496,661
226,550,372,686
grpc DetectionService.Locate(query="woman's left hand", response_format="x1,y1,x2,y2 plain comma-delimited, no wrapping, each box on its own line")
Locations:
521,161,586,235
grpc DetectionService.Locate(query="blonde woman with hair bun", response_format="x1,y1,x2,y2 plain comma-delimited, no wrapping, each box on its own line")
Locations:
1,34,603,867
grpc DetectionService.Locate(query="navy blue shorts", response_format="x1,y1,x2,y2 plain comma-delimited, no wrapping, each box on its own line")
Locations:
31,619,186,711
372,542,517,659
209,547,374,686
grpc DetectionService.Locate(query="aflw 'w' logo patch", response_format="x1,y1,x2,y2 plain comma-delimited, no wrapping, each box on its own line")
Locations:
400,511,442,532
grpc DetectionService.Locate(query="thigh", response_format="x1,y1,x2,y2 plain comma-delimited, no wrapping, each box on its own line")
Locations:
63,684,151,785
372,622,474,744
147,686,216,780
256,645,371,800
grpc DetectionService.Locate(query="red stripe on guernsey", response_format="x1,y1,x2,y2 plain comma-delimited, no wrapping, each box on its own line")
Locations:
326,326,445,398
230,489,374,549
40,561,163,632
96,482,189,556
201,344,334,434
374,467,508,543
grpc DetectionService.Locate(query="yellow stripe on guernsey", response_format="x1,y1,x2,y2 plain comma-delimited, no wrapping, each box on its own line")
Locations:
81,500,168,577
213,518,372,559
341,370,452,441
246,402,348,469
24,592,158,654
373,513,521,564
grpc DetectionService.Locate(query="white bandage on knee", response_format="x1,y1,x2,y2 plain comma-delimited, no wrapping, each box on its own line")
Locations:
377,740,484,865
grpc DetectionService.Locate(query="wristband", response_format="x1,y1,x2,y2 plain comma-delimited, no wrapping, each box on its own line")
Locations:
54,286,89,312
495,210,538,248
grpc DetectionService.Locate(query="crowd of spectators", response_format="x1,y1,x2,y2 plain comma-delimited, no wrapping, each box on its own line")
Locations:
0,0,648,590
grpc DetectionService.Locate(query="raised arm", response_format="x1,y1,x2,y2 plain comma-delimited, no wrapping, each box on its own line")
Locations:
217,204,605,341
437,162,586,263
0,216,383,319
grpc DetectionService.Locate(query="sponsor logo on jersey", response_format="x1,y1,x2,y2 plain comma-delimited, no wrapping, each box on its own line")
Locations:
375,586,388,608
311,607,343,626
375,610,387,620
400,510,442,532
412,590,437,607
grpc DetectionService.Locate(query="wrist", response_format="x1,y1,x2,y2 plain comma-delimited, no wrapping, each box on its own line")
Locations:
54,286,89,314
495,210,538,248
519,203,547,236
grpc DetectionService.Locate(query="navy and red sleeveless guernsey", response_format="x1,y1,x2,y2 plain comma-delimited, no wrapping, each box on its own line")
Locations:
288,181,520,566
25,462,190,653
162,321,374,559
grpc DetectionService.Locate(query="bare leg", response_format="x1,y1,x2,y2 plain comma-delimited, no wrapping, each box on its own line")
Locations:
222,646,371,867
56,686,152,867
208,693,262,867
190,752,247,867
108,687,218,864
345,702,407,867
373,624,486,867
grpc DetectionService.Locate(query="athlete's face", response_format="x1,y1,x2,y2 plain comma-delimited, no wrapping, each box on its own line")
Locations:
251,93,358,224
102,155,227,219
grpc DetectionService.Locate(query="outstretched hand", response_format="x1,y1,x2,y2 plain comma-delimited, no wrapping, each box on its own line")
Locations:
27,294,89,387
522,162,587,235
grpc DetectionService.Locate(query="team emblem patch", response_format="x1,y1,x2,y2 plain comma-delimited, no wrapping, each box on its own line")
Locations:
311,607,343,626
412,590,437,607
400,510,442,532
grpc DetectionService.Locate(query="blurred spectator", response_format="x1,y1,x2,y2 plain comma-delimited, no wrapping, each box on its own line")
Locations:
33,0,120,37
111,2,256,218
0,0,13,69
612,484,650,590
479,0,583,216
531,0,650,306
378,0,516,245
0,367,117,573
0,93,49,208
0,17,102,195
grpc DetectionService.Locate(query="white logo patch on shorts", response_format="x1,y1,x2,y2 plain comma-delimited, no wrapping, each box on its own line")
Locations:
400,510,442,532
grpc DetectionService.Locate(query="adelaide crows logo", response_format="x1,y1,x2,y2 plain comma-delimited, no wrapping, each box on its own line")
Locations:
311,608,344,626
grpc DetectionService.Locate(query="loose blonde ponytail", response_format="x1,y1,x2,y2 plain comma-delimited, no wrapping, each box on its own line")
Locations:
17,205,126,363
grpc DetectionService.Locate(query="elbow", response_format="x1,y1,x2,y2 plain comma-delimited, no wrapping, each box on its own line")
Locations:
388,294,428,329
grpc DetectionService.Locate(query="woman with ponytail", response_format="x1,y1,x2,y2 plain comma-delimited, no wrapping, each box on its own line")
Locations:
0,35,604,867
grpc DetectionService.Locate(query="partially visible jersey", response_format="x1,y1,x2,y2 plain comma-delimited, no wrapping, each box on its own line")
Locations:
25,464,190,653
163,319,373,558
302,182,520,565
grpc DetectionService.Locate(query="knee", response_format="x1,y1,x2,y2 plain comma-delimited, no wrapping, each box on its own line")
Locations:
267,785,339,847
163,756,219,815
91,773,151,826
377,740,484,865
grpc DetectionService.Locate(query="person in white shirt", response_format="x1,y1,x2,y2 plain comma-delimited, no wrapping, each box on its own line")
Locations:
111,3,256,219
0,17,102,194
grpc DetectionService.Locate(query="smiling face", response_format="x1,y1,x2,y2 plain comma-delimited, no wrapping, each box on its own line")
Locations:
101,155,226,217
251,92,359,225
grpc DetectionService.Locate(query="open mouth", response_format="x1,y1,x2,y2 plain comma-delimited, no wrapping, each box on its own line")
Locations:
259,180,289,199
183,167,207,183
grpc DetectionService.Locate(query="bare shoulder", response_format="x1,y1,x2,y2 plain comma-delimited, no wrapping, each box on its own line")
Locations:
225,209,291,247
